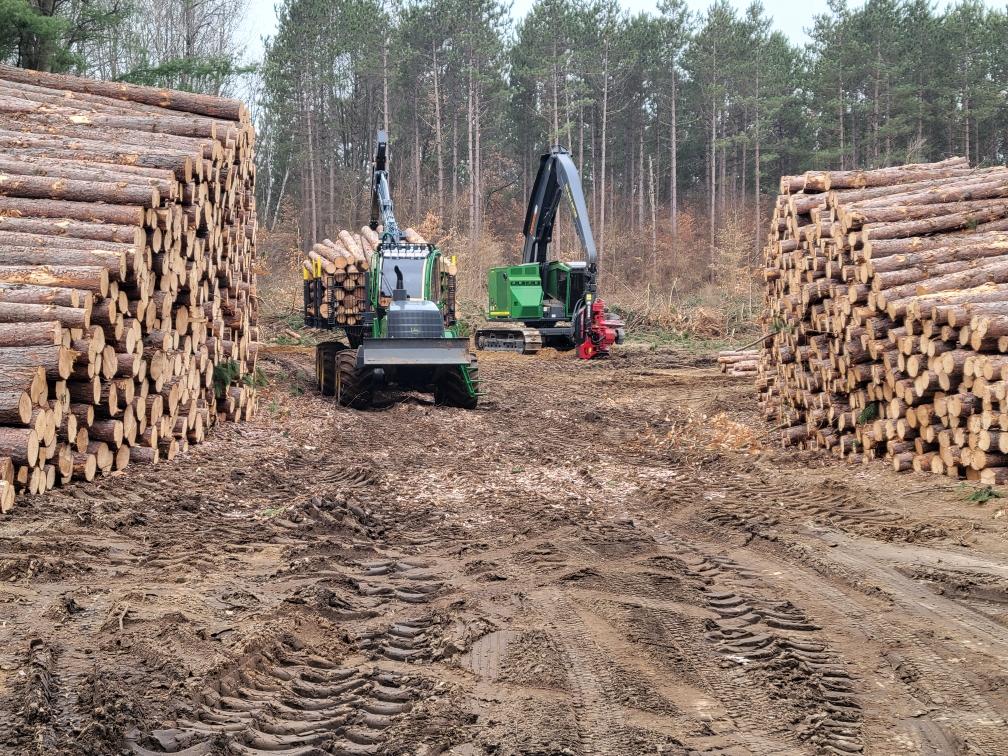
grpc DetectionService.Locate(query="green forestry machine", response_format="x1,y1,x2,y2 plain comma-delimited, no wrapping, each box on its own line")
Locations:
303,131,479,409
475,146,624,358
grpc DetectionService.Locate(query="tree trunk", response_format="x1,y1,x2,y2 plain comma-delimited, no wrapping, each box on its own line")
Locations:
433,43,444,217
467,65,474,242
649,156,656,276
670,68,677,255
710,100,716,258
0,64,247,121
599,45,609,259
638,128,644,235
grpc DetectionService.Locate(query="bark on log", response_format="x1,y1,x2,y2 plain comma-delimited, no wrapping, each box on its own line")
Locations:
0,320,61,346
803,157,970,191
0,196,145,226
862,204,1008,241
0,264,109,296
0,64,248,122
0,214,143,246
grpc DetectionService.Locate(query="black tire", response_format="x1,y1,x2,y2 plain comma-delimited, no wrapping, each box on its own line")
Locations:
336,349,373,409
317,342,341,396
346,327,365,349
435,356,479,409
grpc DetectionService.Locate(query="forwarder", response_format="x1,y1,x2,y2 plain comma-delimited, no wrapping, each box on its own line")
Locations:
476,146,624,358
304,132,479,409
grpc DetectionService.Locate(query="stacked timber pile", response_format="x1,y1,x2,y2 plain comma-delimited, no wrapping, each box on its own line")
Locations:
718,349,758,376
0,64,258,511
303,227,378,326
759,157,1008,484
302,226,438,325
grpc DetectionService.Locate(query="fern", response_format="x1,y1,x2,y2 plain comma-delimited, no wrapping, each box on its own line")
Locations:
242,367,268,388
857,402,878,424
963,485,1002,504
213,359,241,399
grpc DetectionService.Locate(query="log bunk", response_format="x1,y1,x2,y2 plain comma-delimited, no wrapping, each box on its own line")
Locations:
759,157,1008,484
302,226,437,325
0,65,258,512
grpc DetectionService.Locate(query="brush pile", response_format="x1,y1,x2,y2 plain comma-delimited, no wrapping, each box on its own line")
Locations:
0,64,258,511
759,157,1008,484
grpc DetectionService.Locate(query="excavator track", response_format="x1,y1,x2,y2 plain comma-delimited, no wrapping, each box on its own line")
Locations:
475,327,543,354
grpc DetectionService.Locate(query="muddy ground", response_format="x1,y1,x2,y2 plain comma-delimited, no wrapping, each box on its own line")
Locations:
1,343,1008,755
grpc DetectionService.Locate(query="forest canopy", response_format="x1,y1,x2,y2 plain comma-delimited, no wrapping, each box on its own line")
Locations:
255,0,1008,267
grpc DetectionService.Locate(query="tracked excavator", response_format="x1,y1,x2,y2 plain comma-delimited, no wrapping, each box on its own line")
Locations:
305,132,479,409
475,146,624,358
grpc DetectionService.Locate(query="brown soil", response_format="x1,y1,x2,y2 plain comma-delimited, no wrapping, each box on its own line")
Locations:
1,343,1007,755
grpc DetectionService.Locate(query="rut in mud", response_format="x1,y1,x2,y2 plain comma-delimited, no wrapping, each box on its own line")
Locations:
1,346,1007,755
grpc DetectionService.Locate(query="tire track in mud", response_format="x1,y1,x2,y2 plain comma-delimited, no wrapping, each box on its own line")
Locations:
669,482,1008,755
3,638,61,755
540,591,682,754
124,475,480,756
129,637,423,755
680,550,863,755
515,518,862,755
698,475,916,537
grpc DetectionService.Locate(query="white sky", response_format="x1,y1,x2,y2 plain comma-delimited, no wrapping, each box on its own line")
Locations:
239,0,836,62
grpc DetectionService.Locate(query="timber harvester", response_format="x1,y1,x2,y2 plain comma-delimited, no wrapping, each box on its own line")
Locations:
475,146,624,358
303,131,479,409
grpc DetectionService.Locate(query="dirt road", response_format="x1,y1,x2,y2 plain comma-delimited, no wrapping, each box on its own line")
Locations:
1,345,1007,755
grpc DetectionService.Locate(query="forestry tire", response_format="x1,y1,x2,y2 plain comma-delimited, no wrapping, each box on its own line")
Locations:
435,356,479,409
335,349,372,409
317,342,340,397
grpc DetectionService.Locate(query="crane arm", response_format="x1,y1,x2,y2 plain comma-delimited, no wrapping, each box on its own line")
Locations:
369,130,402,243
521,147,597,287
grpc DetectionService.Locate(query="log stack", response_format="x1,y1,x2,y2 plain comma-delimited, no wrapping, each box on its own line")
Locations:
302,226,432,325
302,227,376,326
759,157,1008,484
718,349,758,376
0,64,258,512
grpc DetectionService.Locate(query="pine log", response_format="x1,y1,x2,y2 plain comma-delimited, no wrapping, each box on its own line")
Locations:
0,196,145,226
0,320,61,346
0,390,32,424
0,214,144,246
862,204,1008,241
0,427,38,467
0,64,248,121
20,158,180,195
802,157,970,191
0,264,109,296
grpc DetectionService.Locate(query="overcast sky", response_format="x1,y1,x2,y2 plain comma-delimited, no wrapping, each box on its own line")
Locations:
239,0,838,60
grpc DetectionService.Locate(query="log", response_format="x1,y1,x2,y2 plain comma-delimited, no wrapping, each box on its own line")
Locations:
0,264,109,296
0,171,159,207
0,344,75,379
803,157,970,191
0,391,32,424
0,427,38,467
862,204,1008,241
0,64,248,122
0,196,145,226
0,320,61,346
0,214,144,246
